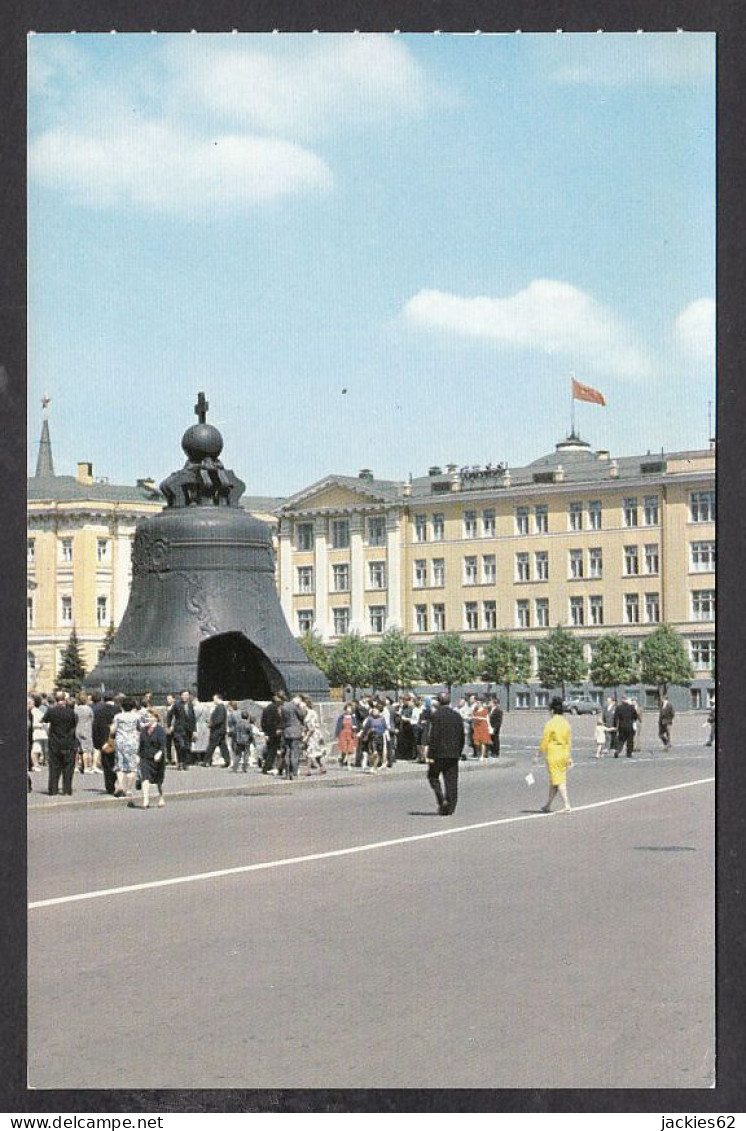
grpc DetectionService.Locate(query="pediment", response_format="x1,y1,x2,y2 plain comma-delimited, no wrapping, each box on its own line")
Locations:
281,477,393,513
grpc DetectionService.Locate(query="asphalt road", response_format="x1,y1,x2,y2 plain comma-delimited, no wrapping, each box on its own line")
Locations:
28,738,714,1091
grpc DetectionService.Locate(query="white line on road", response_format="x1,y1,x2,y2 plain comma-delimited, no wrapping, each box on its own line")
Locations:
29,776,714,911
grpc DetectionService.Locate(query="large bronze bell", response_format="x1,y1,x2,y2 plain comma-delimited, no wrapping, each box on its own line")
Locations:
85,394,328,700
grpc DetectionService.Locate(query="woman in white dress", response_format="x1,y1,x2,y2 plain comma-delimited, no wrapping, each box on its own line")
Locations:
191,697,210,765
110,697,142,797
75,692,95,773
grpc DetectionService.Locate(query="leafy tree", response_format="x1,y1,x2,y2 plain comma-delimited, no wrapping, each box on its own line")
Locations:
297,630,329,675
481,634,531,711
325,632,373,697
56,627,87,693
100,621,117,657
419,632,475,691
640,624,694,699
536,625,586,699
589,633,640,698
369,628,420,692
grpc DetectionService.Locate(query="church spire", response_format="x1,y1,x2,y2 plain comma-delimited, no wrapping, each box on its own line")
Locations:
35,409,55,478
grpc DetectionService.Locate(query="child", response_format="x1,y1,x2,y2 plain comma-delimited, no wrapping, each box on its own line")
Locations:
594,711,606,759
231,710,251,773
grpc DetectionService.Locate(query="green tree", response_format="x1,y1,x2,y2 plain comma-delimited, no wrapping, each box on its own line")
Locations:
369,628,420,693
536,625,587,699
56,626,87,694
100,621,117,657
589,633,640,698
481,634,531,711
419,632,475,691
640,624,694,700
325,632,373,697
297,630,329,675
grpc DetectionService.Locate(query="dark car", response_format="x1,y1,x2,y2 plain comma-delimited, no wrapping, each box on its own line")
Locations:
562,696,597,715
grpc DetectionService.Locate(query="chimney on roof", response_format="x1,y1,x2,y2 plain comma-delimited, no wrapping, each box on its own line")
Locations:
358,469,374,482
428,466,442,477
76,461,93,486
609,459,619,478
554,464,564,483
595,449,610,461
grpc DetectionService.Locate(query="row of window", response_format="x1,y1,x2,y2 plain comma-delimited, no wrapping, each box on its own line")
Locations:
297,561,388,594
27,538,112,564
28,595,110,628
294,516,388,552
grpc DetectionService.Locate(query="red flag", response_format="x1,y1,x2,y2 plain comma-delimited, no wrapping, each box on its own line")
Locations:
572,378,606,406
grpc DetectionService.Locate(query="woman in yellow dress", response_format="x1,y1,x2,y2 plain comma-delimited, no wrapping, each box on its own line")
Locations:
539,697,573,813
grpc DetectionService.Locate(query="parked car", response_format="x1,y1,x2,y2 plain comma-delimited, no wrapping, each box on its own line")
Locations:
562,696,597,715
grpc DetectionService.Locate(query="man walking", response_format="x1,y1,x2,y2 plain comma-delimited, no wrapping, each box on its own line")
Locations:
204,693,230,767
46,691,78,796
612,695,638,758
603,696,617,755
260,693,284,774
658,695,675,748
426,691,465,816
168,690,196,771
281,693,307,780
489,696,504,758
91,691,121,795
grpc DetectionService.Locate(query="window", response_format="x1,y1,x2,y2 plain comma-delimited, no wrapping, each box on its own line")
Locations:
61,595,73,623
482,508,496,537
690,688,703,710
432,604,446,632
483,600,497,631
332,563,350,592
623,497,639,528
331,519,350,549
296,566,314,594
535,598,549,628
464,602,479,631
569,549,584,580
96,596,108,627
534,505,548,534
516,599,530,629
60,538,73,563
414,559,427,588
332,607,350,636
367,516,386,546
515,506,529,535
639,543,659,575
535,690,550,709
415,604,429,633
464,556,478,585
297,609,314,634
432,558,445,587
432,513,445,541
368,561,387,590
589,548,603,579
568,501,583,531
691,638,715,670
27,539,35,563
569,596,584,626
295,522,314,551
589,595,604,626
369,605,387,634
624,546,639,576
691,590,715,621
516,692,530,710
691,540,716,572
482,554,496,584
588,500,602,530
534,551,548,582
624,593,640,624
644,495,659,526
415,514,427,542
644,593,660,623
463,510,478,538
27,597,34,628
96,538,109,563
516,552,530,582
690,491,716,523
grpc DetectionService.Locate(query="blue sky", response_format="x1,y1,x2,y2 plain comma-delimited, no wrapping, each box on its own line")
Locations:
28,32,715,495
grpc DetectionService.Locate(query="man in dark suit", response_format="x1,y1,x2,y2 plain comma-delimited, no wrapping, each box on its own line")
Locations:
260,693,284,775
658,696,675,748
281,694,307,780
613,696,639,758
46,691,79,795
489,696,504,758
91,691,121,795
204,693,230,766
426,691,466,816
168,690,196,771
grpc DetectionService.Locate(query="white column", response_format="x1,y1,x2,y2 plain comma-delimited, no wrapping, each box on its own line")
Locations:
314,516,329,641
349,514,364,634
112,524,134,624
386,510,402,630
278,518,293,629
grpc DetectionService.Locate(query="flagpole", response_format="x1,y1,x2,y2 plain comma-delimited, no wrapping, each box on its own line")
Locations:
570,375,575,438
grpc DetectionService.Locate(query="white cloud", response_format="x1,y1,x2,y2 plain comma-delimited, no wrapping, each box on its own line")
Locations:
674,298,715,363
546,33,714,87
28,121,332,213
403,280,651,380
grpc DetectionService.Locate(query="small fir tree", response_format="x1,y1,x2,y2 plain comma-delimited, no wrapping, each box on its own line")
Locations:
536,624,587,700
56,627,87,694
368,628,420,693
481,634,532,711
297,630,329,675
589,634,640,699
640,624,694,700
419,632,475,691
325,632,373,698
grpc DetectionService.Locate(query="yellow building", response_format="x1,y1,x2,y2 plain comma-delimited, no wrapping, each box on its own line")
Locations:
276,434,715,707
27,418,282,691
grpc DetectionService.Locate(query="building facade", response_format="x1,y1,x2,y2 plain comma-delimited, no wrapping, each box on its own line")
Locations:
276,435,716,708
